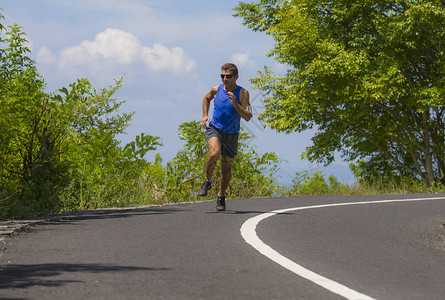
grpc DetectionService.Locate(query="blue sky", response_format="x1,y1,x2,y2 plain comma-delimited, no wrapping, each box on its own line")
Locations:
1,0,354,185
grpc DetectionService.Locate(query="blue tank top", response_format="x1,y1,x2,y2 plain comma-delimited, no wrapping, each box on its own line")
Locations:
210,84,242,133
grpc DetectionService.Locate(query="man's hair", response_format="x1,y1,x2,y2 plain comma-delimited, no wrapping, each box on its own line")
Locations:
221,63,238,76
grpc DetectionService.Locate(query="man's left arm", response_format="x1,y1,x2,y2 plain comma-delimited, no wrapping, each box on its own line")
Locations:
230,89,252,122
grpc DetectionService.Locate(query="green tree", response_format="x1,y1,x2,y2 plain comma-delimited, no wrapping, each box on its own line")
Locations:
0,12,163,218
290,170,350,195
231,131,281,197
40,77,164,212
165,121,208,200
291,170,329,195
235,0,445,186
0,18,60,216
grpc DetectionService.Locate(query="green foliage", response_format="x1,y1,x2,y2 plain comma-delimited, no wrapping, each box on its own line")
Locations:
0,11,283,219
165,121,208,201
1,21,58,217
2,8,443,220
54,78,163,211
291,170,327,195
0,14,164,219
287,166,443,196
348,159,445,194
290,170,350,195
230,132,281,197
235,0,445,186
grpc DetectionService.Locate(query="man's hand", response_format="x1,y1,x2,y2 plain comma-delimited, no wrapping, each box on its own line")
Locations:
230,88,252,122
228,91,237,107
200,115,210,130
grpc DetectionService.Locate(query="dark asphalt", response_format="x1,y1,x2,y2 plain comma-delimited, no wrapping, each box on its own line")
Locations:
1,194,445,299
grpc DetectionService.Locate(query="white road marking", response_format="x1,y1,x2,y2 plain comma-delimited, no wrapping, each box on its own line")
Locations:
240,196,445,300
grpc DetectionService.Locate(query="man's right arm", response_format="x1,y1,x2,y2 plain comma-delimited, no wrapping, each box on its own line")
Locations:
200,86,218,129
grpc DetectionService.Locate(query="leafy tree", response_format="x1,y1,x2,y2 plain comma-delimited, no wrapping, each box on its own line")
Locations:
0,18,58,216
234,0,445,186
165,121,208,200
290,169,350,195
231,131,281,197
60,125,163,211
291,170,329,195
0,12,163,218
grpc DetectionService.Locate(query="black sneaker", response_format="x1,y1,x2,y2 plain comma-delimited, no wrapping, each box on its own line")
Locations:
197,180,212,196
216,195,226,211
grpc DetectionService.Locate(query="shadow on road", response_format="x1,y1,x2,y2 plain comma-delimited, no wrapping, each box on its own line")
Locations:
45,206,189,224
0,263,170,289
205,210,292,215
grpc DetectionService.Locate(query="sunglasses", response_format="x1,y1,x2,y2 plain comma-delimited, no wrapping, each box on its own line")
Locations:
220,74,234,79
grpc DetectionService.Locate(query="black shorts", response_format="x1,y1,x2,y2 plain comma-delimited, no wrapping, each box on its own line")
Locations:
205,125,239,158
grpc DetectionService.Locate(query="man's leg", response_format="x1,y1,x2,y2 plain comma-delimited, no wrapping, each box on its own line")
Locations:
219,155,235,197
198,137,220,197
206,137,221,181
216,155,234,211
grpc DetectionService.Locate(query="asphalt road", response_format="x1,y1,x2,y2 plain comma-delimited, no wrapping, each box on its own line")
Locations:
1,194,445,299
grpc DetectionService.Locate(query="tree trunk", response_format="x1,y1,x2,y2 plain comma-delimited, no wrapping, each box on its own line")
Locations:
422,111,435,186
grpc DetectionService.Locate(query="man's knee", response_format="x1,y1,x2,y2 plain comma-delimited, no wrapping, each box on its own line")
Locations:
221,156,235,171
209,148,220,159
207,137,221,158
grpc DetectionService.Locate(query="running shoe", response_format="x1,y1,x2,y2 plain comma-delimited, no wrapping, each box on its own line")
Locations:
197,180,212,196
216,195,226,211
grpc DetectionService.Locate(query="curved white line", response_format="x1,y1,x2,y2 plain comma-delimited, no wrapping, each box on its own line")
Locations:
240,196,445,300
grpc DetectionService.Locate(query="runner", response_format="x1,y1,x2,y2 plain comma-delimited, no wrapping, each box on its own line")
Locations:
198,63,252,211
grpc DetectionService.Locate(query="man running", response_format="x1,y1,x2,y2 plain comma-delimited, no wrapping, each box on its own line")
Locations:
198,63,252,211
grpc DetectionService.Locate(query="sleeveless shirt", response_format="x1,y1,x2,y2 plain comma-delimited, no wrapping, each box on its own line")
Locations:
209,84,242,133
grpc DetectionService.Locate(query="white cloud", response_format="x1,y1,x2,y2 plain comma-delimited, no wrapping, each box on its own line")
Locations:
231,52,256,70
141,44,196,73
81,29,141,64
37,46,57,65
43,28,195,76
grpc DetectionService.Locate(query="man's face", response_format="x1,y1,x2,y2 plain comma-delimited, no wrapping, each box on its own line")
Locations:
220,69,238,86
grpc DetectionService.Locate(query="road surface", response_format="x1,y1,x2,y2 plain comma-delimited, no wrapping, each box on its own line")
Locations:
1,194,445,299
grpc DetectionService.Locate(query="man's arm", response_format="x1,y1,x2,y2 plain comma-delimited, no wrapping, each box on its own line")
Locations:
200,86,218,129
229,88,252,122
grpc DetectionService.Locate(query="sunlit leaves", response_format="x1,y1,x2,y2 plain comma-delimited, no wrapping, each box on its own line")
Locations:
0,15,164,218
235,0,445,185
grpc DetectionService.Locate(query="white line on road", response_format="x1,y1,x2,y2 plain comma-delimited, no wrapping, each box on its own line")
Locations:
240,196,445,300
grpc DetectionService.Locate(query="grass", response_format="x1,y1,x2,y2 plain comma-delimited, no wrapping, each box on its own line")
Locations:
2,171,444,221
